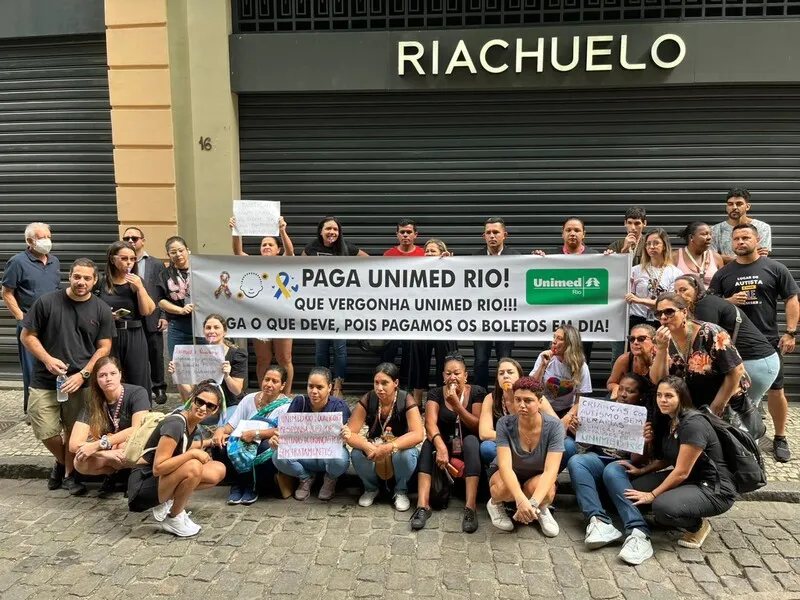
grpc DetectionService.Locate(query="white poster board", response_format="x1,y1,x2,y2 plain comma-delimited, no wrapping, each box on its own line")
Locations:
232,200,280,237
277,412,343,460
171,344,225,385
576,398,648,455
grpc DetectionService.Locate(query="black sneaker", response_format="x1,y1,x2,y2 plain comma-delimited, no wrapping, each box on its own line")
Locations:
63,474,87,496
47,462,65,490
462,507,479,533
153,390,168,405
774,437,792,463
410,507,432,530
97,474,118,498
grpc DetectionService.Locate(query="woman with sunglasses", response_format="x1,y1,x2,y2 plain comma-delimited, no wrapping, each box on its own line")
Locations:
127,381,226,537
229,216,296,395
673,274,779,410
625,229,683,332
649,293,764,439
672,222,723,287
97,241,156,394
607,325,656,400
158,236,202,359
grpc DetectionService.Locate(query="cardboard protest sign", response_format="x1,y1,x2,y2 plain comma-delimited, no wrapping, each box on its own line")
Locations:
277,412,344,460
232,200,280,237
171,344,225,385
576,398,648,455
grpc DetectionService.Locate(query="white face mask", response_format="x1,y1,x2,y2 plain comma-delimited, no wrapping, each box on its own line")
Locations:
30,237,52,255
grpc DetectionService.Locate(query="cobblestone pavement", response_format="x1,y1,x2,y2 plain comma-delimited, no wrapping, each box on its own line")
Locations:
2,479,800,600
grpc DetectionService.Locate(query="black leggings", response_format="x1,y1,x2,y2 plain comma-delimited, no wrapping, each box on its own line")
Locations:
418,435,481,478
632,471,735,532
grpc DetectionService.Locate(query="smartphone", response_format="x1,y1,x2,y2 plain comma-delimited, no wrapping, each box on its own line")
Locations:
113,308,132,318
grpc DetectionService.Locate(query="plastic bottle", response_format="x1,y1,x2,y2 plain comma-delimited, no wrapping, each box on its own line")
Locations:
56,374,68,403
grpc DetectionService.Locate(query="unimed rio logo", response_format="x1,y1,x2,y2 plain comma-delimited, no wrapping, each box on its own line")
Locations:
526,269,609,305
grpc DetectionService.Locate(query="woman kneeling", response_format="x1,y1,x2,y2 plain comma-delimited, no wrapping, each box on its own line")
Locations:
486,377,564,537
127,381,226,537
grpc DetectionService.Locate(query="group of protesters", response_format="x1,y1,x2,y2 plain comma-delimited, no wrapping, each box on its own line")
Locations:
1,186,795,564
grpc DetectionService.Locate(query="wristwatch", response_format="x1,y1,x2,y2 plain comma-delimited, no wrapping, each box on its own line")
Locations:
785,331,796,337
254,431,261,443
80,369,91,380
391,441,399,454
99,435,111,451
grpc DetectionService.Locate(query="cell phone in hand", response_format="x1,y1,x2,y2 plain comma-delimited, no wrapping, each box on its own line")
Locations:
113,308,132,318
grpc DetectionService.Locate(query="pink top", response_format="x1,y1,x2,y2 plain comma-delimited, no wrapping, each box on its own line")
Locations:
676,248,719,287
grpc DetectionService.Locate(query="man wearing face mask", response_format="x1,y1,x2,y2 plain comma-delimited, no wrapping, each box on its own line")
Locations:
2,222,61,415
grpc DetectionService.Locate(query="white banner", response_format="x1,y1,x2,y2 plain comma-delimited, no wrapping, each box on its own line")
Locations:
576,398,648,455
191,254,630,341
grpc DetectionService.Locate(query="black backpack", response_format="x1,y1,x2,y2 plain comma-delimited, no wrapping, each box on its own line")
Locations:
694,411,767,494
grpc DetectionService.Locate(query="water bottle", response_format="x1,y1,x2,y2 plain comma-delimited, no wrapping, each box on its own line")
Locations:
56,374,68,403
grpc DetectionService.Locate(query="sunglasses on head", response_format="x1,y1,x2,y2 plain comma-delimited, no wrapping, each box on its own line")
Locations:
193,397,219,411
654,308,679,319
122,236,141,243
628,335,650,343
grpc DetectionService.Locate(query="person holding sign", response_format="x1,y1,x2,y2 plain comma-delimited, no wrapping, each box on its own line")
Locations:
270,367,352,502
229,215,296,394
127,381,226,537
623,376,736,550
410,353,485,533
485,377,564,536
344,363,424,512
606,325,656,400
158,236,201,359
567,373,655,564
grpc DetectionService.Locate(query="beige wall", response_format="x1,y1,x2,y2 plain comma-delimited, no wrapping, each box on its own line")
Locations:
105,0,239,259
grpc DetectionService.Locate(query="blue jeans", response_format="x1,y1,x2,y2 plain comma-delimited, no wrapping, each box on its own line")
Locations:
473,340,515,389
16,321,35,413
315,339,347,380
351,447,419,494
480,440,497,465
559,435,578,473
568,453,650,536
272,445,350,481
743,353,780,407
167,321,203,360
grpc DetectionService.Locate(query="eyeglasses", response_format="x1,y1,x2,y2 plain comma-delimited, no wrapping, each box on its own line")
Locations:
193,397,219,411
122,236,141,243
654,308,679,319
628,335,651,343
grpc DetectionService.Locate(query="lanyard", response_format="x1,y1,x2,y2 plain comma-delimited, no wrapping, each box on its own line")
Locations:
106,386,125,433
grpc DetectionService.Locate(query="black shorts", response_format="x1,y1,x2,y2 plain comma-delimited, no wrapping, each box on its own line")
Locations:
770,342,785,390
127,467,160,512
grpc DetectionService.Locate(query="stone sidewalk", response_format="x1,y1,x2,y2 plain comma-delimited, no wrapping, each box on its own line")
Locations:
2,479,800,600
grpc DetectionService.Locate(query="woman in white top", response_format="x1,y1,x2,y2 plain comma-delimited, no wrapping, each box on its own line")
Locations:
625,228,684,331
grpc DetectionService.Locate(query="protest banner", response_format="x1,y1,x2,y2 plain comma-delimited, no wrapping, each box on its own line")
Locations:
191,254,630,341
277,412,344,460
171,344,225,385
232,200,280,237
575,398,648,455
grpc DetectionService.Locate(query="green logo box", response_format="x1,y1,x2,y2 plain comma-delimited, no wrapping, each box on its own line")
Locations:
526,269,609,305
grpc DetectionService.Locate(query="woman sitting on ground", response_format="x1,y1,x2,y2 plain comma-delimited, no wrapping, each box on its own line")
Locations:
485,377,563,537
127,381,226,537
410,352,485,533
623,376,737,549
344,362,425,513
212,365,294,506
70,356,151,495
479,357,557,466
606,325,656,399
567,373,655,564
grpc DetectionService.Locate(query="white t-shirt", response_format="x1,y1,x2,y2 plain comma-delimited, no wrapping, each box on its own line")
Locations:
629,264,684,320
227,392,291,429
529,355,592,413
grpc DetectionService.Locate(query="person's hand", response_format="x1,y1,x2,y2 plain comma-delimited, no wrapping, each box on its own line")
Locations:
240,430,257,443
364,443,380,460
779,334,796,355
190,449,211,464
435,446,449,469
44,357,68,376
561,412,575,433
622,232,638,253
726,291,748,306
643,422,653,444
124,273,144,290
513,496,538,524
625,293,638,304
624,489,655,506
269,431,280,449
221,361,232,376
278,216,287,230
182,303,195,316
75,441,100,462
654,326,671,350
444,383,460,412
609,386,619,401
60,372,83,394
617,460,644,478
441,251,453,257
212,427,228,447
568,416,581,435
539,349,553,366
531,250,546,257
158,318,168,331
372,443,393,460
229,217,237,230
757,247,769,257
603,249,615,256
168,361,176,375
709,400,726,417
341,424,352,442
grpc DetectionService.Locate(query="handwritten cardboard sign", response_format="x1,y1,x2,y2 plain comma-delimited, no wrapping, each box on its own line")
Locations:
232,200,280,237
171,344,225,385
576,398,648,455
277,411,344,460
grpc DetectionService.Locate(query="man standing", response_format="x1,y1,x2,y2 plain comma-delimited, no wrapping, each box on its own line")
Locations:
1,222,61,415
122,227,168,404
21,258,114,493
607,206,647,267
709,224,798,462
711,188,772,264
384,219,425,257
473,217,519,388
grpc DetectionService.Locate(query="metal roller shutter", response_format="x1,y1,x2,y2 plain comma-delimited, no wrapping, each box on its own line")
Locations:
0,36,117,380
238,86,800,394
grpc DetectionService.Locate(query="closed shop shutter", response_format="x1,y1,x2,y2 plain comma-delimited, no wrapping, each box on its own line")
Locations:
238,86,800,394
0,36,117,380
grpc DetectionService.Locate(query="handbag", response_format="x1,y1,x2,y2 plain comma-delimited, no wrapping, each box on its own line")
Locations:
429,451,452,510
725,392,767,441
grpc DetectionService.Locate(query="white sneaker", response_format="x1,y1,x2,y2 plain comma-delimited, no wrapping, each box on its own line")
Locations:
182,511,202,533
618,528,653,565
537,506,560,538
358,489,379,507
152,499,173,523
585,516,624,550
486,499,514,532
161,510,200,537
393,493,411,512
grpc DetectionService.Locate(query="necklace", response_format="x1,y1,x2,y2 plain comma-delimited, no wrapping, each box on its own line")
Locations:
255,391,267,410
672,322,695,365
684,248,710,278
519,417,540,450
376,392,397,437
645,264,666,299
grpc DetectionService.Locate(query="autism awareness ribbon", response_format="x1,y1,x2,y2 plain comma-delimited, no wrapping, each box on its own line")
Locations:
215,271,232,299
273,272,297,299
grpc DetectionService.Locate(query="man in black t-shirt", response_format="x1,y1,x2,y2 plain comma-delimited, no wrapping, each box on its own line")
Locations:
709,224,799,462
21,259,115,494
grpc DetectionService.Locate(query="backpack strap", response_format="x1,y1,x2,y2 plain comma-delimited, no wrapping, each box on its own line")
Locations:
693,410,723,495
731,307,743,345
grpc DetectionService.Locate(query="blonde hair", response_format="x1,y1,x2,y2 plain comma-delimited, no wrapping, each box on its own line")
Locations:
424,239,448,254
558,325,586,389
640,228,674,269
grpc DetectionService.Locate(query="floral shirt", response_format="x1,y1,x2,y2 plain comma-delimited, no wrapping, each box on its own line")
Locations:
667,320,750,408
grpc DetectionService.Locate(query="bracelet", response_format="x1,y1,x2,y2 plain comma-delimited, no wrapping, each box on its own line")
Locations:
431,433,442,443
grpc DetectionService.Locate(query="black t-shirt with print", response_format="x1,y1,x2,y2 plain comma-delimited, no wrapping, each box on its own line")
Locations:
141,414,191,465
157,267,192,328
426,385,486,440
709,257,800,345
693,295,776,361
303,239,361,256
76,384,151,433
222,346,248,407
360,390,418,439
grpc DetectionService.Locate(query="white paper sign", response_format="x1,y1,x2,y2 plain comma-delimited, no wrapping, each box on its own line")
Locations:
277,412,344,460
232,200,280,237
576,398,648,455
171,344,225,385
